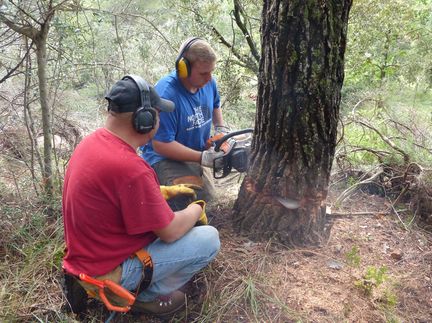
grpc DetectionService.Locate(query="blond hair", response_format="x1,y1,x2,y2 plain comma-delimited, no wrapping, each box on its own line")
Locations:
180,38,217,64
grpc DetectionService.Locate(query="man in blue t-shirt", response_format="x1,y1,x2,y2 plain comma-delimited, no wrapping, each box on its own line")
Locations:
142,38,229,208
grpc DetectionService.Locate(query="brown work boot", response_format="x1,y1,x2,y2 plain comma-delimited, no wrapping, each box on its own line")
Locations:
131,290,186,317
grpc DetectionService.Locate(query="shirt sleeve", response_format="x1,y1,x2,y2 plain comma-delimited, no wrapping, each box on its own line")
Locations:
154,108,178,143
119,170,174,235
212,78,221,109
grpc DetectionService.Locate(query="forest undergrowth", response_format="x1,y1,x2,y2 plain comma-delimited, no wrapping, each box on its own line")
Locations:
1,0,432,321
0,167,431,322
1,89,432,322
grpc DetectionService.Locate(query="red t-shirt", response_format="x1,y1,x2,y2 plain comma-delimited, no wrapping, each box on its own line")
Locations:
62,128,174,276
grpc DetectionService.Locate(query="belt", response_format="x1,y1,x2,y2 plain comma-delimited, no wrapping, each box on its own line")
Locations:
66,248,154,313
132,248,153,295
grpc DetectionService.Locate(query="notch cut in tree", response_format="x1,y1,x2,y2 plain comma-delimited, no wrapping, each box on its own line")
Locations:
233,0,353,246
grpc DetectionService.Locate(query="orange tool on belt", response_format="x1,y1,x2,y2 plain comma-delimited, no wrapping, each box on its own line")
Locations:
79,273,135,312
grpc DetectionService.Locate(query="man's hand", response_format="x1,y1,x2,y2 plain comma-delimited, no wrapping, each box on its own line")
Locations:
160,184,198,200
201,147,224,168
189,200,208,225
214,125,231,136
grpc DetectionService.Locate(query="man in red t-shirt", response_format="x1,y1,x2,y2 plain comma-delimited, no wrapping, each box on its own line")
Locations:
62,75,220,317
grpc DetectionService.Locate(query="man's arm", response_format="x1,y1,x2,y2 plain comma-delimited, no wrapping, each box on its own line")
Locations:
154,203,202,242
212,107,224,127
153,140,202,163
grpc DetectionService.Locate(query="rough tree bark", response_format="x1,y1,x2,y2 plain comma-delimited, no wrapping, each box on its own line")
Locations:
233,0,352,246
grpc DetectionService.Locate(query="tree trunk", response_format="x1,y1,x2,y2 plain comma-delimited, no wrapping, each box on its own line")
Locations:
35,24,54,199
0,3,56,200
233,0,352,246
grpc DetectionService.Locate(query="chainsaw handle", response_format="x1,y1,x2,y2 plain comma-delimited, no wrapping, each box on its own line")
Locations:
103,280,135,305
79,273,136,313
98,288,131,313
214,128,253,152
79,273,104,288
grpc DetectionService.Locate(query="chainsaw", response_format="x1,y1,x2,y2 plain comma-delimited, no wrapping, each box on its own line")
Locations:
206,128,254,179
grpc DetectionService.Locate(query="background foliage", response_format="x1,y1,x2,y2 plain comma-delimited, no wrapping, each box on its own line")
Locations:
0,0,431,321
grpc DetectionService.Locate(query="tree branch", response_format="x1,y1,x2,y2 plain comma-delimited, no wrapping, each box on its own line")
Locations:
179,4,259,75
114,15,127,74
0,39,34,83
0,14,38,39
9,0,41,25
354,117,410,164
233,0,260,63
335,166,384,205
79,7,176,52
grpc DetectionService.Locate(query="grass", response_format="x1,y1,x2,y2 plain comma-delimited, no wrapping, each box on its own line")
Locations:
0,85,431,322
339,86,432,169
0,207,66,321
179,235,305,323
345,245,361,267
354,265,388,296
2,189,431,322
353,265,400,322
0,187,304,322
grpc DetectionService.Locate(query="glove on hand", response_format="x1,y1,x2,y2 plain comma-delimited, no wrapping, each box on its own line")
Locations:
189,200,208,225
160,184,197,200
214,125,231,136
201,147,224,168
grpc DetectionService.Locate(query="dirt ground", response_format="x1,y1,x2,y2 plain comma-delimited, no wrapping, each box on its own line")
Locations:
204,181,432,323
69,177,432,323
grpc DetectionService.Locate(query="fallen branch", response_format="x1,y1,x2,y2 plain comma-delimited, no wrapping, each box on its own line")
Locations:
328,211,390,218
355,118,410,164
337,145,391,164
334,166,384,206
350,96,377,115
388,201,409,231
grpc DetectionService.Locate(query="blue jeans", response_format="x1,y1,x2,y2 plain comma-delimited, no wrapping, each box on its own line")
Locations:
120,226,220,302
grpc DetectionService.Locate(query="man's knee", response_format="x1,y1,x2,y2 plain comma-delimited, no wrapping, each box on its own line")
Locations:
153,160,201,185
190,226,220,258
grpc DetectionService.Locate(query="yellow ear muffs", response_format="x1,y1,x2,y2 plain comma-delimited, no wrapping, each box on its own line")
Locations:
175,37,201,79
176,57,190,79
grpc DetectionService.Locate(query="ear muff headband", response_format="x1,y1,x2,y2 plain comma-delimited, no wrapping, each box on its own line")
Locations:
122,74,157,134
122,74,151,109
175,37,201,78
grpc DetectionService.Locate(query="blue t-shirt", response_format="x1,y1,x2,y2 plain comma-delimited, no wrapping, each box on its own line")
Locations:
142,71,220,166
